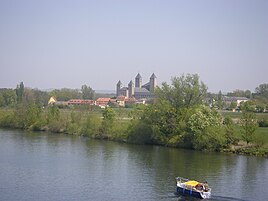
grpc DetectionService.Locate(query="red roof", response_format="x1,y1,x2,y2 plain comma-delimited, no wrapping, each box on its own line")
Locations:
96,98,111,106
116,96,126,101
96,98,111,102
68,99,95,105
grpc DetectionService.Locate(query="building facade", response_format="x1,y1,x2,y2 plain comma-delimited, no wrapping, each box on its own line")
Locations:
116,73,157,100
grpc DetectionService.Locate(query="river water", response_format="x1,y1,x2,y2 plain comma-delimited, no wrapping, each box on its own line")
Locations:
0,129,267,201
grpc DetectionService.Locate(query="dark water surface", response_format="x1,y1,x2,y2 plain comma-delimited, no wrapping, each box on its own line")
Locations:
0,129,267,201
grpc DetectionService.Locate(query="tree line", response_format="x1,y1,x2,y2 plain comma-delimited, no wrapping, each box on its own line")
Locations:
0,76,267,156
0,82,95,107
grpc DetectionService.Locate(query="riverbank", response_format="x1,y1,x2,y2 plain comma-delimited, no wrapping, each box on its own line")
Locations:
0,107,267,157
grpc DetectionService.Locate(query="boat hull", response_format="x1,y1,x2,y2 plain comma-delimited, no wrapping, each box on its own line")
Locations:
176,186,210,199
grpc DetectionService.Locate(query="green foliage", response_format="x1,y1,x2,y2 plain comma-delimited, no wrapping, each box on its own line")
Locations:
0,89,17,107
255,83,268,98
32,89,50,106
156,74,207,109
240,101,255,112
230,101,237,110
81,85,95,100
258,119,268,127
47,106,60,123
240,112,258,144
99,107,116,137
1,77,267,156
0,110,16,127
188,106,222,133
217,90,223,109
187,106,225,151
227,89,252,98
102,107,115,121
81,114,101,137
256,104,266,113
223,116,238,145
26,104,43,129
67,110,82,135
192,126,226,151
128,74,226,150
127,119,153,144
50,88,82,101
15,82,24,103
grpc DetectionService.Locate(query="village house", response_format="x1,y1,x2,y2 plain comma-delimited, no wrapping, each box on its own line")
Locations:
222,96,249,107
96,98,111,108
68,99,95,105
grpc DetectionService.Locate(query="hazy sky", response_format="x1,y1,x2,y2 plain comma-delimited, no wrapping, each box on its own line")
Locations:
0,0,267,92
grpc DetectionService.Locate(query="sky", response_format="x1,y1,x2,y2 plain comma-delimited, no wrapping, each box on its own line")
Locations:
0,0,267,93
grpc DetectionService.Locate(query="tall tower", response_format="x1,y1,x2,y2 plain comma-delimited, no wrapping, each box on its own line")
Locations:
128,80,134,97
116,80,122,97
149,73,157,93
135,73,142,88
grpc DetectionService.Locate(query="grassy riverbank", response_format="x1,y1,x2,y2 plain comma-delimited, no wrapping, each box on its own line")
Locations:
0,106,267,157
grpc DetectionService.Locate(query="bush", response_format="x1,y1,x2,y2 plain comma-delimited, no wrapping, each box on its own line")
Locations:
81,115,101,137
258,119,268,127
127,120,153,144
192,126,226,151
0,110,16,128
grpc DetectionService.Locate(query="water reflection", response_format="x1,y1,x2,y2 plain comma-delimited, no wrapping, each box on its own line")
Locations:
0,129,267,201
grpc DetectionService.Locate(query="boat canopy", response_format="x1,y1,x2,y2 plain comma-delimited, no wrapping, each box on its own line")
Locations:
184,180,199,186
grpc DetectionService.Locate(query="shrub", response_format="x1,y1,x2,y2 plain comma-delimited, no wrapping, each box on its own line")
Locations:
258,119,268,127
127,120,153,144
192,126,226,151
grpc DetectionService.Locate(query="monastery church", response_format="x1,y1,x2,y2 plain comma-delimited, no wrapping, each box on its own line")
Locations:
116,73,157,100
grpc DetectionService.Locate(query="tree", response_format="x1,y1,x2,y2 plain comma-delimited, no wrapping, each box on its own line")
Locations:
217,90,223,109
47,106,60,124
245,90,252,99
128,74,209,147
25,104,42,129
187,106,225,151
255,83,268,98
240,111,258,144
188,106,222,133
81,85,95,100
32,89,50,106
240,101,255,112
50,88,82,101
156,74,207,109
227,89,242,97
256,104,265,113
0,89,17,107
22,88,35,105
15,82,24,103
100,107,115,137
223,116,237,145
230,101,237,110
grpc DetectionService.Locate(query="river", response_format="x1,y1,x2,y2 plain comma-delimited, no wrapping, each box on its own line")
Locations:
0,129,267,201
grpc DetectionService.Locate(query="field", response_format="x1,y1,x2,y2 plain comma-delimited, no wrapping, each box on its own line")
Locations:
221,111,268,145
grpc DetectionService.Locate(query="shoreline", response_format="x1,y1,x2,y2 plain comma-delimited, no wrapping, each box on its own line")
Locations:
0,126,267,157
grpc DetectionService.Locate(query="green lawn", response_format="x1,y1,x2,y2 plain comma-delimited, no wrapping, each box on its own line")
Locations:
220,110,268,120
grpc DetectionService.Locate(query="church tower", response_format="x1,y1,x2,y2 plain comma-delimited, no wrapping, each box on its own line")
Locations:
116,80,122,97
128,80,134,97
135,73,142,88
149,73,157,93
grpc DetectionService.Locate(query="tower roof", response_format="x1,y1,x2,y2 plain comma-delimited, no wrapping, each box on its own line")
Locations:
128,80,133,85
136,73,142,79
150,73,156,79
117,80,122,85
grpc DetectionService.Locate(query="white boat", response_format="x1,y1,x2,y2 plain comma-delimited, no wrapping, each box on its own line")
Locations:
175,176,211,199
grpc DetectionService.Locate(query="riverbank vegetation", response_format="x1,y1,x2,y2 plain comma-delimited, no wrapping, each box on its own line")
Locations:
0,75,267,156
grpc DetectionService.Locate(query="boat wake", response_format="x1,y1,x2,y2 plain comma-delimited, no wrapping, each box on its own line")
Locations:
209,195,249,201
173,192,249,201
